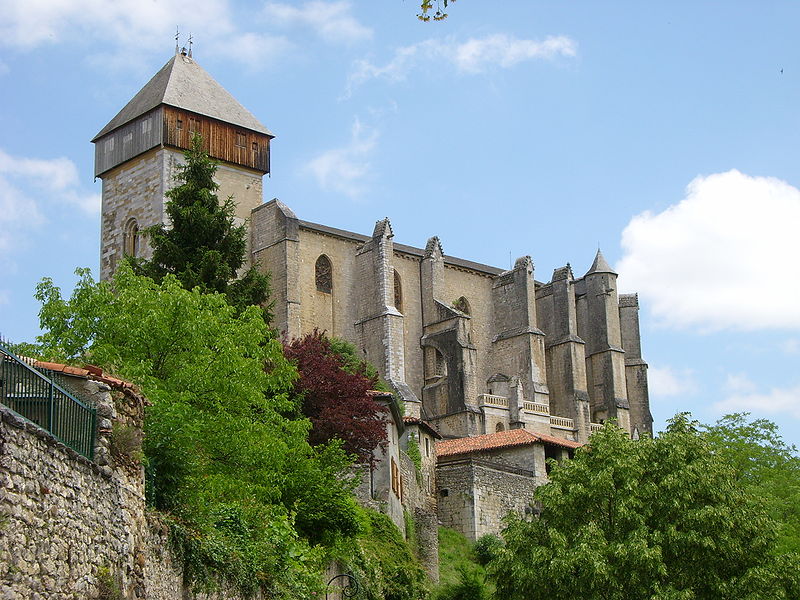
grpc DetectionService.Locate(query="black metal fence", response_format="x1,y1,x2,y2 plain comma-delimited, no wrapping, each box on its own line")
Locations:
0,340,96,459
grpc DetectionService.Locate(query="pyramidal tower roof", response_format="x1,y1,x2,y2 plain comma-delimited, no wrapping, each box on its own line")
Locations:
92,52,272,141
585,249,617,275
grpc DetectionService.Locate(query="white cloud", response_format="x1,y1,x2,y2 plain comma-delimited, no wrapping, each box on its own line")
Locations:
345,34,577,96
0,0,289,70
212,32,293,70
618,170,800,332
0,0,227,50
305,118,378,199
0,149,100,270
714,374,800,419
451,34,577,73
263,1,372,44
0,148,99,266
648,365,698,397
781,339,800,355
0,149,99,215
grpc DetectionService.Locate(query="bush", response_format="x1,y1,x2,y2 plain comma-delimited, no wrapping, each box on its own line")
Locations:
433,565,489,600
473,534,503,566
329,507,429,600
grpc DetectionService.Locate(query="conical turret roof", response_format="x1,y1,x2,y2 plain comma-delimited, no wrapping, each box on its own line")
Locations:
92,53,272,141
585,249,617,275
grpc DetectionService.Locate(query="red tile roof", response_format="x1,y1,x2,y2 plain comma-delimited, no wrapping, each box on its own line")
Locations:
437,428,582,458
33,360,135,391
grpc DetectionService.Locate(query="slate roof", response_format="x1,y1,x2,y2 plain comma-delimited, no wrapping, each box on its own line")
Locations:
585,249,617,275
437,428,582,458
92,53,272,141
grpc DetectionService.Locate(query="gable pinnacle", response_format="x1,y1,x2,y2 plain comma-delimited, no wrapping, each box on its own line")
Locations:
372,217,393,239
424,236,443,259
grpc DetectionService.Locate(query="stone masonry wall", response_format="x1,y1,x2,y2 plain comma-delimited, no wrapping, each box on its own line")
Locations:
0,376,254,600
0,401,147,599
472,462,539,539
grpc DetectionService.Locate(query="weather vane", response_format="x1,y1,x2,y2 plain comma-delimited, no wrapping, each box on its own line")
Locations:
175,26,180,54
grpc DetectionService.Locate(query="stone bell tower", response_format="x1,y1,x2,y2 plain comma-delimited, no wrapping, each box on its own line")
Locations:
91,49,273,280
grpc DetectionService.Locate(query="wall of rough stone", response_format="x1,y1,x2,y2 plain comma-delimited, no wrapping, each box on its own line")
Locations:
0,381,148,600
100,148,169,280
437,448,545,541
471,461,540,539
0,374,256,600
436,460,475,537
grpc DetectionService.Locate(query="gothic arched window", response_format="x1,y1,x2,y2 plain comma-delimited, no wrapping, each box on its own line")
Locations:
496,422,505,433
315,255,332,293
393,269,403,311
123,219,139,257
453,296,471,315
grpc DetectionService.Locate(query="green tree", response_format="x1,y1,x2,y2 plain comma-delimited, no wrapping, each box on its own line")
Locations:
489,415,800,600
705,413,800,554
135,134,271,318
34,265,361,597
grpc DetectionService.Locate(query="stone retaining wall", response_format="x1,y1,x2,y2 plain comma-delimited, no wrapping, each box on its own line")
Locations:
0,377,251,600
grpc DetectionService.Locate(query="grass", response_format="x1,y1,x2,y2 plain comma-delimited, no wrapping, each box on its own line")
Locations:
433,527,495,599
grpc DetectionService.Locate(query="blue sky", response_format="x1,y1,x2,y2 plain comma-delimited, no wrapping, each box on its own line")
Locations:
1,1,799,444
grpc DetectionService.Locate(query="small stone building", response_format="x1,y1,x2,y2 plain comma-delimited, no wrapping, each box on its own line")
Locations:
436,429,581,540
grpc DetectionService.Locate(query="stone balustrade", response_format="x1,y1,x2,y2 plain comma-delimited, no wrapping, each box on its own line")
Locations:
478,394,509,408
549,416,575,429
523,401,550,415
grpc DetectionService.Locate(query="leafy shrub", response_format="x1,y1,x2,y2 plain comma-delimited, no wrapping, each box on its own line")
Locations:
96,565,123,600
433,565,489,600
473,534,503,566
110,422,143,463
329,507,429,600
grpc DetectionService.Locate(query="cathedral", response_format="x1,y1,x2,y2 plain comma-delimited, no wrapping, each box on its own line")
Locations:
93,50,652,543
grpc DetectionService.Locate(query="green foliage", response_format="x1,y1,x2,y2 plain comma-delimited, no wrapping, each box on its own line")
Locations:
489,415,800,600
433,565,489,600
329,336,392,392
33,266,358,598
705,413,800,554
433,527,492,600
329,507,429,600
404,509,417,552
406,433,423,483
472,534,503,567
436,527,478,589
134,134,271,319
96,565,123,600
4,340,42,359
109,422,143,464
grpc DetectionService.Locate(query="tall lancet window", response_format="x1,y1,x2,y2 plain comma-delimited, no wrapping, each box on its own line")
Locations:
315,255,333,293
123,219,139,257
393,269,403,311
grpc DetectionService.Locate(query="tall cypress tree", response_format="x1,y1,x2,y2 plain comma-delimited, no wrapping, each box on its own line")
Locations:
135,134,271,319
